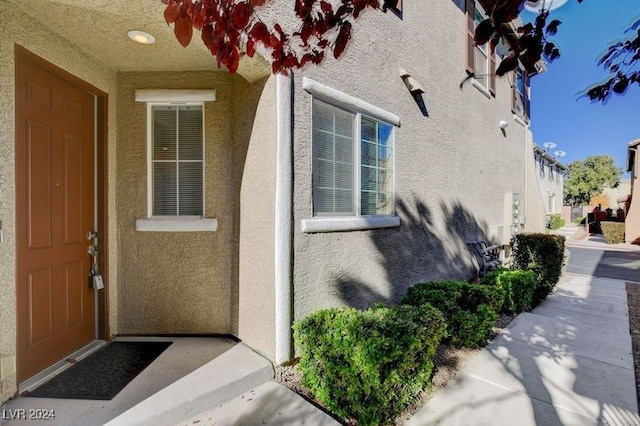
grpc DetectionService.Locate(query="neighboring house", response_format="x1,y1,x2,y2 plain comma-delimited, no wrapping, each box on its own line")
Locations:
626,139,640,244
600,178,632,210
533,145,567,218
0,0,544,402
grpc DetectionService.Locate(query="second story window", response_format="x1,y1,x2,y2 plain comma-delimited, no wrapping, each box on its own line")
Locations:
466,0,496,95
512,67,531,121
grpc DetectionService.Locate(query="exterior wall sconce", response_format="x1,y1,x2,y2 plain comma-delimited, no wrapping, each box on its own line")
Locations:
499,119,509,136
127,30,156,45
399,68,425,94
399,68,428,116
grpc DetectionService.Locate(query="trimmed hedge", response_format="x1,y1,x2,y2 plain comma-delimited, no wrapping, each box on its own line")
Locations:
401,281,502,348
601,221,625,244
293,304,446,425
511,233,565,305
548,214,565,230
481,269,537,314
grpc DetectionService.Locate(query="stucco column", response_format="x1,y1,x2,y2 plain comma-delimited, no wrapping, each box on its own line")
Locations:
274,73,293,364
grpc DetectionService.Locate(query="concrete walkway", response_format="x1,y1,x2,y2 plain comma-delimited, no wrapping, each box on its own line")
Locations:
407,273,640,425
567,233,640,253
550,222,587,241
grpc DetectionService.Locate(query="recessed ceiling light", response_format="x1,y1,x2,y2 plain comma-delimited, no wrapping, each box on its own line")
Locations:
127,30,156,45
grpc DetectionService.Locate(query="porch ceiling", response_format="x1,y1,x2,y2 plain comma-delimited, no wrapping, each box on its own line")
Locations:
7,0,270,82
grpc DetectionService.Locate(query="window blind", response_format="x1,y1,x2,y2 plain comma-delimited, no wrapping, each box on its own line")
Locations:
312,99,394,218
152,105,204,216
312,99,355,215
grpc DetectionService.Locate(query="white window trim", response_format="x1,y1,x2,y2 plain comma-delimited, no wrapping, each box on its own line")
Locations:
303,77,401,127
135,89,216,102
135,89,216,232
513,114,527,127
304,80,401,233
302,216,400,233
135,218,217,232
471,78,492,98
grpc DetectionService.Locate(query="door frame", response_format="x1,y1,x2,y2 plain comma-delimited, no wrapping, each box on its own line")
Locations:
14,45,110,355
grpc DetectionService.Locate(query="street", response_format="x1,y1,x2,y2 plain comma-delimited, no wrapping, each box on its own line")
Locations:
566,246,640,282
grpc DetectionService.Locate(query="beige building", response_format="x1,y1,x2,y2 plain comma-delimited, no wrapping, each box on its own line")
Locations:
626,139,640,244
0,0,546,403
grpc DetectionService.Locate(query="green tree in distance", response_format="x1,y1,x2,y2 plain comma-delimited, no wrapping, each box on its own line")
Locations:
564,155,622,206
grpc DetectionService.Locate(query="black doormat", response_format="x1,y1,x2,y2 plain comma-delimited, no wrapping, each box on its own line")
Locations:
28,341,172,400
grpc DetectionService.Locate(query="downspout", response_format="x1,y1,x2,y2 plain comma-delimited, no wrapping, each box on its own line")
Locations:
274,73,293,365
514,114,529,232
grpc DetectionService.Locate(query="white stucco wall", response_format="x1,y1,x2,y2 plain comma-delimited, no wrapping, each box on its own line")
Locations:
525,135,547,233
533,149,566,216
0,2,118,403
282,0,534,322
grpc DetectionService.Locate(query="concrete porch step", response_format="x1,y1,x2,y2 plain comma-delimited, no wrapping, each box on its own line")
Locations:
104,342,274,426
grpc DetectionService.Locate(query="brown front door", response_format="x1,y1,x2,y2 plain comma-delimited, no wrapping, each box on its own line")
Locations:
15,52,96,382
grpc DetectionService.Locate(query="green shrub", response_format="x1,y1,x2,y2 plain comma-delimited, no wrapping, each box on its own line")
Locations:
548,214,565,230
601,221,625,244
481,269,537,314
574,216,584,225
511,233,565,305
401,281,502,348
293,304,446,425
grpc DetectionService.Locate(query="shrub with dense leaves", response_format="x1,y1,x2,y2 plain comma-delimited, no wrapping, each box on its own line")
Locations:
481,269,537,314
511,233,565,306
293,304,446,425
601,221,625,244
401,281,502,348
548,214,565,230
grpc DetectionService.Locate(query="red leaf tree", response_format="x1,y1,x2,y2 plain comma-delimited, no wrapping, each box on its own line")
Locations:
161,0,383,74
163,0,638,102
161,0,557,75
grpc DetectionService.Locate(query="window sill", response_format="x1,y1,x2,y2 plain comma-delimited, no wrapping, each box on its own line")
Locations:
513,114,528,127
301,216,400,233
135,218,218,232
471,79,492,99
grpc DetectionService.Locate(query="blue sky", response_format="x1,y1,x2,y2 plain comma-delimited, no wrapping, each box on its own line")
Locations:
520,0,640,177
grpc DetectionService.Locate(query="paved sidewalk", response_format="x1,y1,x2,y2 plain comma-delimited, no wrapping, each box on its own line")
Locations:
567,233,640,253
550,223,587,242
407,273,640,425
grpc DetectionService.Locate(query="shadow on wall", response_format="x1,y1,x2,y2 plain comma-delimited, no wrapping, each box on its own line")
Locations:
333,195,492,309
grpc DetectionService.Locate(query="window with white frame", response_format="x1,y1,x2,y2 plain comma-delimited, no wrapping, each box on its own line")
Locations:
150,104,204,217
312,99,394,217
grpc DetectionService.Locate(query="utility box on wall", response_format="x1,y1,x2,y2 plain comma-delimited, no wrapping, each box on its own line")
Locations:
503,192,524,243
